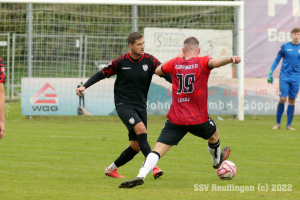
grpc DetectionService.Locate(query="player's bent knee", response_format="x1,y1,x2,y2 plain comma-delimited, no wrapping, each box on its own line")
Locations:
208,128,219,143
288,97,295,105
132,146,140,152
133,122,147,134
279,97,287,104
130,140,141,152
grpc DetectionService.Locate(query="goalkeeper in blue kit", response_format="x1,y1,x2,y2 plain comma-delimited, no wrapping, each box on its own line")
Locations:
268,28,300,130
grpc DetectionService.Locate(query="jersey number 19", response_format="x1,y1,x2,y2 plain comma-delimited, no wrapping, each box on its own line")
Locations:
177,73,195,94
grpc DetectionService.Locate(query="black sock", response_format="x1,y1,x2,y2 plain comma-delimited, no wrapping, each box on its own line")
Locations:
137,133,151,157
114,146,139,167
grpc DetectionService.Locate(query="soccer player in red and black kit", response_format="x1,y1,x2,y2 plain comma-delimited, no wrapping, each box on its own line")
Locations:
76,32,172,179
119,37,241,188
0,56,6,139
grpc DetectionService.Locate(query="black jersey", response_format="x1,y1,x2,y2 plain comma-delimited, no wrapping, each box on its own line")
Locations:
83,52,171,108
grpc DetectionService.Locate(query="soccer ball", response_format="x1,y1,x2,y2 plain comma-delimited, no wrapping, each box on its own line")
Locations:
216,160,236,180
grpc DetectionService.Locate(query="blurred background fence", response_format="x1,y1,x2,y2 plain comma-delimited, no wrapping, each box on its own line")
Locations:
0,1,237,100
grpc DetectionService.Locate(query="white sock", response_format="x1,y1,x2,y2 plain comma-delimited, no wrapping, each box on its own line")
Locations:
211,154,220,166
108,162,117,171
208,140,220,166
137,152,159,178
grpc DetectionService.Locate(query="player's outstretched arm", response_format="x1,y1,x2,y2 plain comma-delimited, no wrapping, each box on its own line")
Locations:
76,69,110,96
155,65,165,76
155,53,184,76
76,86,86,96
75,71,102,96
76,60,118,96
208,56,241,69
161,73,172,83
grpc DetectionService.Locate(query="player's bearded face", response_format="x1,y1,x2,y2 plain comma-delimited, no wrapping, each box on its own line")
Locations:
132,38,145,56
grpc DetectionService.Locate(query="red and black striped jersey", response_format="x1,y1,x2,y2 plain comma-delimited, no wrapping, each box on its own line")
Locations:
0,57,6,83
84,52,164,107
162,56,212,125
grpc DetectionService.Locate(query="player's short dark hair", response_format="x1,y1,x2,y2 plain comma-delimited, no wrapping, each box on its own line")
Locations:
184,37,199,46
291,28,300,33
127,32,143,45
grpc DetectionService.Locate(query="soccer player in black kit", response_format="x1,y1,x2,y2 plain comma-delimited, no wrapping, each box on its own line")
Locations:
76,32,172,179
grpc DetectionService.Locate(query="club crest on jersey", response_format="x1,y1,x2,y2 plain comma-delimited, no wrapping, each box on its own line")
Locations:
142,64,148,71
129,117,135,124
298,49,300,54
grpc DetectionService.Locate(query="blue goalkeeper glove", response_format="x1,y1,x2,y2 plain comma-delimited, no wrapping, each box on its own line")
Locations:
267,70,273,84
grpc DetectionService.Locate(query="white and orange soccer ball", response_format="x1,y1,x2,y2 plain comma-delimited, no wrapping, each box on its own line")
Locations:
216,160,236,180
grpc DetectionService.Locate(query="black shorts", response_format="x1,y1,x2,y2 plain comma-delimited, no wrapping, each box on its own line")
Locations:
157,118,217,146
116,104,147,141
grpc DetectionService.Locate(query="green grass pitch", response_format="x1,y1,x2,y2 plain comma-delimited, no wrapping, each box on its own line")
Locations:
1,101,299,199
